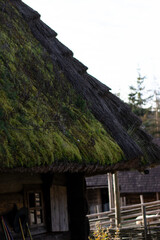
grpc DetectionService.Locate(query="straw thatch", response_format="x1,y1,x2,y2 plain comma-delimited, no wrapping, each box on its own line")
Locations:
0,0,160,173
85,164,160,193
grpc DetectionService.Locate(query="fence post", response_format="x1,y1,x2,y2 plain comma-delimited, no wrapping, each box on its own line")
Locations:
142,205,147,240
156,192,159,201
108,173,114,209
140,194,144,204
96,205,100,219
113,172,121,228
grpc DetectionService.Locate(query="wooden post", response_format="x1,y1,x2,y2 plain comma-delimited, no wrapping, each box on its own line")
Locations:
120,196,126,207
120,197,123,207
140,194,147,239
140,194,144,204
107,173,114,209
142,205,147,240
113,172,121,228
156,192,159,201
123,196,126,206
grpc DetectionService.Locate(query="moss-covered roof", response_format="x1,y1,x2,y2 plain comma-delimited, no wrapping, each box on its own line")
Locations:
0,0,125,172
0,0,160,173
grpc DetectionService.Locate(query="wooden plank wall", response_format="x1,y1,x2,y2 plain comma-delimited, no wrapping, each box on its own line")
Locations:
86,189,102,214
121,193,158,205
0,193,23,215
50,185,69,232
0,173,42,215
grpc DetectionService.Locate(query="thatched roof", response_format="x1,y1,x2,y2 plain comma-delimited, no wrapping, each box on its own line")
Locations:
86,166,160,193
86,175,108,189
0,0,160,174
118,165,160,193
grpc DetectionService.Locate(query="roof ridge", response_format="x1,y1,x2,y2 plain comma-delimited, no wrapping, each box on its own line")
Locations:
12,0,40,21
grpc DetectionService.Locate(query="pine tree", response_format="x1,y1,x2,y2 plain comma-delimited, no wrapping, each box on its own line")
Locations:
128,71,160,137
128,71,152,117
142,91,160,137
152,91,160,137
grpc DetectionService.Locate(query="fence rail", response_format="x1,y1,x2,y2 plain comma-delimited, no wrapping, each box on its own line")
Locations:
87,200,160,239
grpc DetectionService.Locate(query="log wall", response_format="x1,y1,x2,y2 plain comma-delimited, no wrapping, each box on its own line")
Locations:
121,193,158,205
0,173,42,215
86,188,102,214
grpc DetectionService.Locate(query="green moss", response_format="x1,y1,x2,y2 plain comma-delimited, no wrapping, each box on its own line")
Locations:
0,0,124,168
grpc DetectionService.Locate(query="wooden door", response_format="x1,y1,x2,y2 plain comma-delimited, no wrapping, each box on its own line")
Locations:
50,185,69,232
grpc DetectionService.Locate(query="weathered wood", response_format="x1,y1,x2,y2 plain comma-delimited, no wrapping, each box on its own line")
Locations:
124,192,158,205
113,172,121,227
142,205,147,240
52,174,67,186
50,185,69,232
118,200,160,210
22,232,70,240
88,199,160,231
59,186,69,231
0,174,42,194
123,196,126,206
0,193,23,215
140,195,144,204
140,194,148,239
87,210,112,219
50,186,59,231
86,189,102,214
156,192,159,201
120,197,123,207
107,173,114,209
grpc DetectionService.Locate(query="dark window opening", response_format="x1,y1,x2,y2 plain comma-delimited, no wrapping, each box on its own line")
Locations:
27,192,44,226
101,188,109,212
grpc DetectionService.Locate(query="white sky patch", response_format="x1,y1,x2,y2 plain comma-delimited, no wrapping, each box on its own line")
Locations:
23,0,160,101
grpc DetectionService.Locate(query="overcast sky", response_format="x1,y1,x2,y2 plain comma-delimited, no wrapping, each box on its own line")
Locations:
23,0,160,101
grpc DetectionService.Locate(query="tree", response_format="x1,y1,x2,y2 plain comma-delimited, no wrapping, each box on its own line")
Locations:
152,91,160,137
128,71,160,137
128,71,152,117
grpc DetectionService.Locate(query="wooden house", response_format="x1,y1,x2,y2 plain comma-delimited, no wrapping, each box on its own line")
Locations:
119,165,160,205
1,0,160,239
86,175,109,214
86,162,160,214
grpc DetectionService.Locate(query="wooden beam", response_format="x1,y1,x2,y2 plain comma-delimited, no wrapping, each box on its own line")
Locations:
107,173,114,209
113,172,121,227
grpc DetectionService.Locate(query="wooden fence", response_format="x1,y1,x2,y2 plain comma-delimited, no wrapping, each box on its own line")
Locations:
87,200,160,239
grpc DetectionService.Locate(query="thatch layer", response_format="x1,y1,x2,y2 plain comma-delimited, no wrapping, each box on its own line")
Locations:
0,0,125,171
11,0,141,162
118,165,160,193
0,0,160,173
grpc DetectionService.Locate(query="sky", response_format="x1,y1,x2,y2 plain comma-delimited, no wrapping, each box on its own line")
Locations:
23,0,160,101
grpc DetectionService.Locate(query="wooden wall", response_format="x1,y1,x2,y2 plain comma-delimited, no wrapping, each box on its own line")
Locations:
86,188,102,214
50,174,69,232
0,172,90,240
0,173,44,239
121,193,158,205
0,173,42,215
